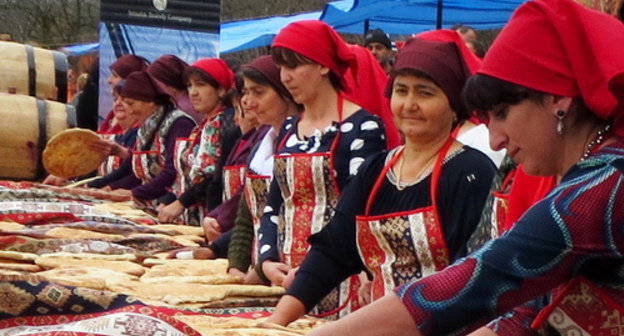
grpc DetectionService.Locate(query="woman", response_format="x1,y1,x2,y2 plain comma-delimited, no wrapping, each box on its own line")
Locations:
157,58,239,226
307,0,624,335
266,32,495,326
88,71,195,204
100,54,149,133
147,54,204,123
257,20,387,317
95,82,139,176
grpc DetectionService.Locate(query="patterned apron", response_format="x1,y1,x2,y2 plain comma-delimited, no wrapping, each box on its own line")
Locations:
490,169,516,238
355,137,454,301
222,164,247,202
273,96,358,318
531,276,624,336
243,171,271,265
97,132,123,176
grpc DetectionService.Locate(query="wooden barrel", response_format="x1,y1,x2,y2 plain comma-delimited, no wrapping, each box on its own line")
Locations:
0,41,68,103
0,93,76,180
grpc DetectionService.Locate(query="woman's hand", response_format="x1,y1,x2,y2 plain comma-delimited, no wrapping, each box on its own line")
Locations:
158,200,185,223
109,188,133,198
282,266,299,289
228,268,247,280
166,247,215,260
89,138,115,156
42,175,68,186
262,261,291,286
202,217,222,242
357,272,373,307
243,268,265,285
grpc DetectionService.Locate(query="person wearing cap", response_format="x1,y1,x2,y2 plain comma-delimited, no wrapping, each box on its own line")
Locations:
364,28,395,74
87,71,195,203
147,54,204,124
305,0,624,335
157,58,240,226
256,20,388,317
100,54,150,133
266,30,495,327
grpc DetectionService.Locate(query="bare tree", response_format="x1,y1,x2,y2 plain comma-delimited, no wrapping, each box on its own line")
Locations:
0,0,98,48
222,0,334,21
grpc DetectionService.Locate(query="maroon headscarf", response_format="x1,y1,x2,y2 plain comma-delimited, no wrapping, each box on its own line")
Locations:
147,55,188,90
110,55,149,79
120,71,169,103
243,55,292,102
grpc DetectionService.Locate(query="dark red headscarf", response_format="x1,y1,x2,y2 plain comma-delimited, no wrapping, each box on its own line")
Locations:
190,58,234,91
243,55,293,102
121,71,168,103
272,20,400,148
147,55,188,91
110,54,149,79
479,0,624,136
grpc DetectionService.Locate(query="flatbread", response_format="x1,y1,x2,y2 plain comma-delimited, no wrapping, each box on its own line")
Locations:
0,221,25,231
35,255,145,276
0,251,38,262
45,227,126,241
40,252,137,261
36,266,138,290
0,259,42,272
42,128,107,178
173,316,326,336
149,224,205,236
141,259,228,278
139,274,242,285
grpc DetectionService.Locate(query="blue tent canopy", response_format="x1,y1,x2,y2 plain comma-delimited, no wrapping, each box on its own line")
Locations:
321,0,527,35
60,42,99,56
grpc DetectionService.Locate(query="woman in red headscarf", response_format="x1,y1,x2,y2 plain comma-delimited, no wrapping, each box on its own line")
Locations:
256,20,388,317
157,58,240,226
306,0,624,335
87,71,195,203
265,31,495,326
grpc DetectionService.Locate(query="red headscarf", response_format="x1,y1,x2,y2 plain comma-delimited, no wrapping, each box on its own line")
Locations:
272,19,401,148
190,58,235,91
480,0,624,136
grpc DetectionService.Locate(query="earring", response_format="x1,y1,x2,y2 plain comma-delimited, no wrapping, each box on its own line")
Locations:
556,109,565,135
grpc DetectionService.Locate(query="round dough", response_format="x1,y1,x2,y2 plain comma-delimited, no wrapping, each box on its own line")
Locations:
42,128,107,178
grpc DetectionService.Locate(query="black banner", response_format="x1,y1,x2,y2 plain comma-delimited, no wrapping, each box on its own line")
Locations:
100,0,220,33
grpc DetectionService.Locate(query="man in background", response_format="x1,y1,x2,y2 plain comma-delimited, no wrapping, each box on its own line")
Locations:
364,28,394,74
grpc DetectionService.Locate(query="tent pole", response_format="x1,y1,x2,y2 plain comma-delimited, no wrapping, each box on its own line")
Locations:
436,0,443,29
364,19,370,34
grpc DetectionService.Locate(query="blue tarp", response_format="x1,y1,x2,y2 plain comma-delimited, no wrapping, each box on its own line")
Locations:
60,42,99,56
321,0,527,34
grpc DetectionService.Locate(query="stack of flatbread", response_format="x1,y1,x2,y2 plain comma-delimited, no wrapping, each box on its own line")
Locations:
42,128,107,178
173,315,328,336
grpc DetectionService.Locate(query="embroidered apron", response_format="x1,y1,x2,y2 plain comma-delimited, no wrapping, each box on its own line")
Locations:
490,169,516,238
172,115,218,226
531,276,624,336
97,132,123,176
355,137,454,301
222,164,247,202
243,171,272,265
273,96,357,318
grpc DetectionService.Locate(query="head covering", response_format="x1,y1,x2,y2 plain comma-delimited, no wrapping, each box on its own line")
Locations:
364,29,392,49
147,55,188,90
272,20,357,90
190,58,234,91
120,71,168,103
110,55,149,79
415,29,482,74
243,55,292,101
390,36,472,115
479,0,624,136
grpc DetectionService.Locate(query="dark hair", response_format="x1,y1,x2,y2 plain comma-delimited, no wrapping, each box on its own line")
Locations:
242,66,294,105
463,74,548,120
183,67,230,107
390,68,470,124
271,47,343,91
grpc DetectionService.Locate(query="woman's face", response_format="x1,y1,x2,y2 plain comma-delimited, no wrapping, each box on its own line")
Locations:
107,71,122,89
487,97,562,176
279,62,327,104
112,92,138,130
233,94,258,134
243,77,289,129
122,97,155,122
390,74,455,142
187,74,223,114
